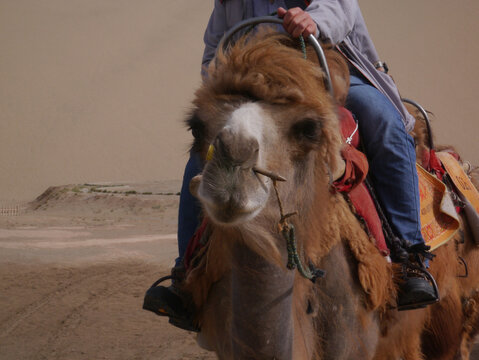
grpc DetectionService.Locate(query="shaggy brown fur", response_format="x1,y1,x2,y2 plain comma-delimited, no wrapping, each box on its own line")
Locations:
408,105,479,359
181,31,478,359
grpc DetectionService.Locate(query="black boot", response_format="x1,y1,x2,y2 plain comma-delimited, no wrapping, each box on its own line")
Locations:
143,266,200,332
397,274,439,311
396,247,440,311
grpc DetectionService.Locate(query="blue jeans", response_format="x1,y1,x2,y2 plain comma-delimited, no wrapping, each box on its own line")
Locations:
346,73,423,245
175,152,203,266
175,73,424,266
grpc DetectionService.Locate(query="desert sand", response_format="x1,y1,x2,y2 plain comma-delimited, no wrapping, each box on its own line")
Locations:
1,1,479,359
0,183,215,359
1,184,478,359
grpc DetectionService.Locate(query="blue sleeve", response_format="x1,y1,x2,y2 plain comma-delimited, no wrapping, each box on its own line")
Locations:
202,0,228,75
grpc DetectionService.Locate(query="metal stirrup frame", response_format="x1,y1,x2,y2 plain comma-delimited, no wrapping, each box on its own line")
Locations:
402,97,434,150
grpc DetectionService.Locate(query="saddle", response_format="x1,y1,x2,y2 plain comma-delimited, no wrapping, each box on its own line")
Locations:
332,107,389,256
334,106,479,254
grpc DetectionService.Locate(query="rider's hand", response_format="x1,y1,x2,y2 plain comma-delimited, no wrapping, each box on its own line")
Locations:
277,7,318,38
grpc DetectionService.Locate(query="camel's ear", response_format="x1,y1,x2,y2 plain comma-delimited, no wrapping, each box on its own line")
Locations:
189,175,202,199
324,47,350,106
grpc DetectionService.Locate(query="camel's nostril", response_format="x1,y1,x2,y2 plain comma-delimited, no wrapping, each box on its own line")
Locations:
243,141,259,168
215,132,231,161
214,128,260,168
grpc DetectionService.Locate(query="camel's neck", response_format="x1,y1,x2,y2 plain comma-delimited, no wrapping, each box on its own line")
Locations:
231,240,294,360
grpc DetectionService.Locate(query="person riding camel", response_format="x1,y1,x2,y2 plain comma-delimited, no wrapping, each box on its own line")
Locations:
145,0,438,330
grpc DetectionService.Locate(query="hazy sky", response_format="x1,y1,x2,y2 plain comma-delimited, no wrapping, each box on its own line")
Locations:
1,1,477,202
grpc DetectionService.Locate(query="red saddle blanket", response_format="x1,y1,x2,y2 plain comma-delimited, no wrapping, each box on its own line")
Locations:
333,107,389,256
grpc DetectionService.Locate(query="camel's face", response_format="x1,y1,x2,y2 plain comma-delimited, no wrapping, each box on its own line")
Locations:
187,33,343,226
188,99,327,226
198,102,272,224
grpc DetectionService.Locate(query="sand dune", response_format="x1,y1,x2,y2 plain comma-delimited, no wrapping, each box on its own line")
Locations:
1,1,478,204
0,183,217,359
0,1,211,203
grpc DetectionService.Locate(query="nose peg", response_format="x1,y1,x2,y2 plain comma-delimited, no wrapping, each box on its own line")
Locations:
252,167,287,182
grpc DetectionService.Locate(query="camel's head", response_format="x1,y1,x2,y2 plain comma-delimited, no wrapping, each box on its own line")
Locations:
188,32,346,227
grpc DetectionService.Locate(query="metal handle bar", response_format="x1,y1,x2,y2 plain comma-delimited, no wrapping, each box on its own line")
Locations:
401,98,434,150
217,16,334,97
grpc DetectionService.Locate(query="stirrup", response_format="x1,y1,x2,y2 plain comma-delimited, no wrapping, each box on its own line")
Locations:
142,275,176,317
142,271,200,332
397,264,440,311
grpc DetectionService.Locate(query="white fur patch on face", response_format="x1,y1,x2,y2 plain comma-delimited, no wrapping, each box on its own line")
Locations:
225,102,266,147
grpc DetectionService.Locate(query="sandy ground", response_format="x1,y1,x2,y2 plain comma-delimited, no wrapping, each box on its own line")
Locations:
1,183,478,359
0,182,215,360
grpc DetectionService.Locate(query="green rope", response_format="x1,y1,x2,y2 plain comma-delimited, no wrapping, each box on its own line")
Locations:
298,35,307,59
280,223,324,282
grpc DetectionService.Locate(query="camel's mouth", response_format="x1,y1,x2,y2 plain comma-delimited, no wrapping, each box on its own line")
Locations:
199,195,265,225
195,167,271,225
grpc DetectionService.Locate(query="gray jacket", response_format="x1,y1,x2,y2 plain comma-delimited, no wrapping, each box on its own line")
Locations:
202,0,415,131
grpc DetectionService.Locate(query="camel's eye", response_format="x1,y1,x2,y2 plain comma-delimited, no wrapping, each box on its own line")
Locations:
192,125,203,140
291,118,321,144
187,113,206,140
186,113,206,152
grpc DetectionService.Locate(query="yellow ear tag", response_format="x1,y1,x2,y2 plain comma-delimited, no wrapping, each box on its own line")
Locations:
206,144,215,161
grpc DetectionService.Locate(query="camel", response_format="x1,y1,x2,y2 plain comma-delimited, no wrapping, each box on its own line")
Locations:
175,31,479,359
407,106,479,359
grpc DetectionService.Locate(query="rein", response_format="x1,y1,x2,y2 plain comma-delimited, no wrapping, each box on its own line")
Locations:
254,166,325,282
